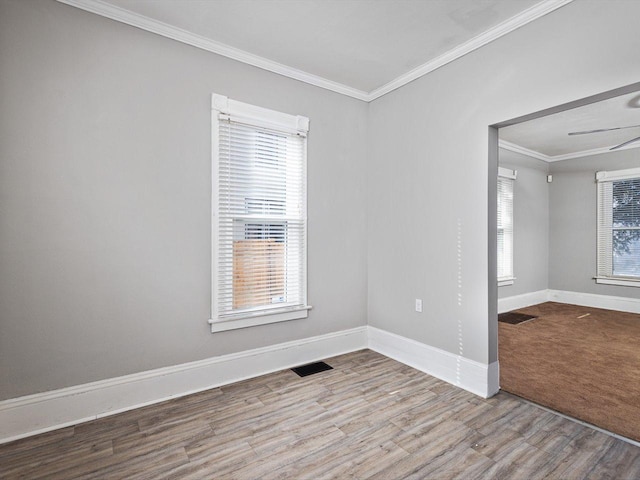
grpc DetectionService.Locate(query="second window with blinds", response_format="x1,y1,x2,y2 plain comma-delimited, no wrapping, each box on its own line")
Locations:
497,167,516,286
209,94,311,332
596,167,640,287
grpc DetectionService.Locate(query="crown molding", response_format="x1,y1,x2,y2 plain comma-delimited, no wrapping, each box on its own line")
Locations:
499,140,550,161
57,0,573,103
56,0,370,102
366,0,574,101
545,141,640,162
499,139,640,163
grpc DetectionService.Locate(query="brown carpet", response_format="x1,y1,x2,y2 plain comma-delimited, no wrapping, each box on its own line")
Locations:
499,301,640,442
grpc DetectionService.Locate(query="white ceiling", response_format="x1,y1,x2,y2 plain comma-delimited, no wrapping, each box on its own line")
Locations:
500,91,640,161
63,0,636,159
95,0,547,95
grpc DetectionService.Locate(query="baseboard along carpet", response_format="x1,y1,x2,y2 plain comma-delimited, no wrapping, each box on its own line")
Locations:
499,301,640,442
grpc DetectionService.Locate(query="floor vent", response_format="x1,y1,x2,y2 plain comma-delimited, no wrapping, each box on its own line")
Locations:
291,361,333,377
499,312,537,325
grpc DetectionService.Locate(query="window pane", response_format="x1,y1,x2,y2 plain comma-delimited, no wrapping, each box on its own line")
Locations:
611,178,640,278
497,176,514,281
613,229,640,277
233,222,286,309
613,178,640,228
497,229,505,277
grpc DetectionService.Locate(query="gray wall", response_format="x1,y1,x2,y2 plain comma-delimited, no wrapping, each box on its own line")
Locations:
367,0,640,364
3,0,640,401
549,148,640,298
0,0,368,400
498,149,549,299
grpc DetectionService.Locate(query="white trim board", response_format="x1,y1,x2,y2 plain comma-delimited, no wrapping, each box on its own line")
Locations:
499,140,549,162
56,0,572,103
368,326,499,399
0,325,502,445
498,289,549,313
368,0,574,100
499,139,640,163
0,327,367,445
5,289,638,444
56,0,369,101
548,289,640,314
499,288,640,315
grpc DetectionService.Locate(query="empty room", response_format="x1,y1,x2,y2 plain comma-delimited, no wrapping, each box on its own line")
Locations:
1,0,640,478
497,90,640,446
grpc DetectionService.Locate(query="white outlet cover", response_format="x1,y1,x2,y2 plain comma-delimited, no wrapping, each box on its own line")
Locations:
415,299,423,312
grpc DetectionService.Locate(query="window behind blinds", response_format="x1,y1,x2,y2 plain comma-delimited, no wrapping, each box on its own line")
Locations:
497,171,515,282
211,94,309,328
597,180,614,278
597,169,640,280
217,119,306,319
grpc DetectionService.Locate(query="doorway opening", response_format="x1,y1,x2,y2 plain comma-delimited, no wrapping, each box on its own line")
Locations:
489,81,640,443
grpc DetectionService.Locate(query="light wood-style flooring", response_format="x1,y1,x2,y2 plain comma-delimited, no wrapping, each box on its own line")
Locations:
1,349,639,479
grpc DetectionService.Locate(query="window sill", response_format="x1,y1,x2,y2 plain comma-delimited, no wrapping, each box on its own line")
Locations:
209,306,312,333
594,277,640,288
498,278,515,287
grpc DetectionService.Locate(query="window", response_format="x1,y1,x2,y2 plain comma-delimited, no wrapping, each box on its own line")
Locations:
596,167,640,287
209,94,310,332
497,167,516,286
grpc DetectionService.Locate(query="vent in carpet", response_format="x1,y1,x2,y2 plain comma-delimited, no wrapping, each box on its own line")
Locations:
499,312,537,325
291,361,333,377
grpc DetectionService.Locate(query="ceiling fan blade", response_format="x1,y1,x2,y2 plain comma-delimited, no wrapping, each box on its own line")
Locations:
610,135,640,151
568,124,640,136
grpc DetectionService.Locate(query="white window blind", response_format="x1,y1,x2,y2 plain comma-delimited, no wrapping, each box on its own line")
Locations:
497,168,516,284
596,168,640,286
210,94,310,332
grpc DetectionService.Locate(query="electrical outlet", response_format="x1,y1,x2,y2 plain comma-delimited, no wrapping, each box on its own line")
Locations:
415,299,423,313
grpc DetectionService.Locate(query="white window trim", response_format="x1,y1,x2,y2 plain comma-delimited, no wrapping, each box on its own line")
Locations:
595,167,640,288
596,168,640,182
594,276,640,287
498,167,517,180
208,94,311,332
497,167,517,286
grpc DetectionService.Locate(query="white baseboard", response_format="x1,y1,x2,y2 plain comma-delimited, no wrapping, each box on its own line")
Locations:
548,289,640,314
367,326,498,399
499,288,640,315
0,326,368,445
498,289,549,313
8,287,639,445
